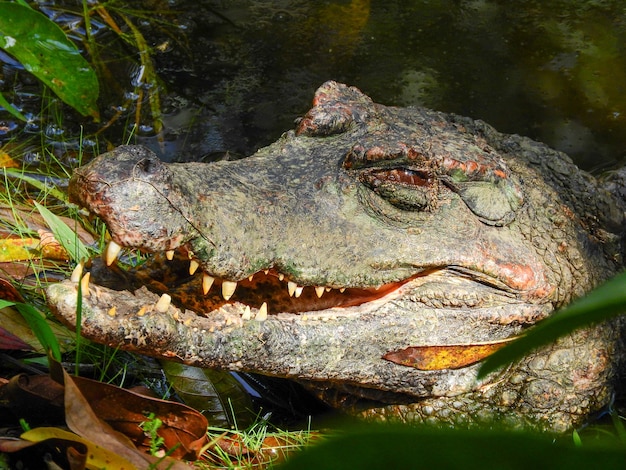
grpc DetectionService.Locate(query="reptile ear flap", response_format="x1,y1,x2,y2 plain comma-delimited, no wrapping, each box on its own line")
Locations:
452,179,523,226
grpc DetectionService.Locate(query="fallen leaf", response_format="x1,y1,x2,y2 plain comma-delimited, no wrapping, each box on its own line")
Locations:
0,374,64,425
0,235,70,262
0,300,72,356
21,427,134,470
62,368,204,467
383,338,516,370
61,369,163,470
161,360,255,428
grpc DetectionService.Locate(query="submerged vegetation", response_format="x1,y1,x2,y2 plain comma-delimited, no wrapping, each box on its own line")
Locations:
1,0,626,468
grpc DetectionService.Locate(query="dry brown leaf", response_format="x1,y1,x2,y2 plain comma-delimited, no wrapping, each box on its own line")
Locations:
383,338,517,370
62,369,161,470
0,374,65,425
63,369,206,466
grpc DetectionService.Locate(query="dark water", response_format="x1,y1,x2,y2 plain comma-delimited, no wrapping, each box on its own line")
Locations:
146,0,626,171
2,0,626,171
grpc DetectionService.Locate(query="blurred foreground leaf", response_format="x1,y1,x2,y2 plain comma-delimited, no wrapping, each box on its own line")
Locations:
0,2,99,119
277,424,626,470
479,272,626,378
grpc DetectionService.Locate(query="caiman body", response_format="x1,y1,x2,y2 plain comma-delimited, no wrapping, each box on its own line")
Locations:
47,82,626,431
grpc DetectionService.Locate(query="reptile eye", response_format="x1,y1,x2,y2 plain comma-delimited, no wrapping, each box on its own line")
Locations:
360,168,438,211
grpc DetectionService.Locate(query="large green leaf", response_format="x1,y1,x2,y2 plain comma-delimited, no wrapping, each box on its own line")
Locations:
277,424,626,470
0,2,99,119
478,271,626,378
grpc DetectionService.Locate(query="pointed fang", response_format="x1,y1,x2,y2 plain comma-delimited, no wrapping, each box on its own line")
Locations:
222,280,237,300
315,286,325,298
288,281,297,297
155,293,171,312
295,286,304,298
256,302,268,321
242,305,252,320
166,250,175,260
202,274,215,295
80,272,90,294
189,259,200,275
105,240,122,266
70,262,84,282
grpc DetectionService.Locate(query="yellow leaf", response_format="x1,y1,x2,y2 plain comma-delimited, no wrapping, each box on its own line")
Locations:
21,427,138,470
383,338,517,370
0,236,68,262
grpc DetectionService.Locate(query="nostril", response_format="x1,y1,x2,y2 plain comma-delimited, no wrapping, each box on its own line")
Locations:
135,156,160,174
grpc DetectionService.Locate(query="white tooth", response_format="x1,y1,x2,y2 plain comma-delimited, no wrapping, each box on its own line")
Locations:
315,286,325,298
155,293,171,312
189,260,200,275
70,262,83,282
288,281,297,297
248,274,254,282
340,288,346,293
242,305,252,320
325,287,331,292
295,286,304,298
255,302,268,321
202,274,214,294
222,280,237,300
264,269,269,275
166,250,175,260
278,273,285,281
105,240,122,266
80,272,90,294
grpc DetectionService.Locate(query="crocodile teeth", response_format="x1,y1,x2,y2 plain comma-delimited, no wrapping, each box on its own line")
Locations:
242,305,252,320
105,240,122,266
155,293,171,312
70,262,84,282
80,272,90,294
202,274,214,295
294,286,304,298
222,280,237,300
248,274,254,281
256,302,268,321
166,250,175,260
189,260,200,275
340,288,346,293
288,281,297,297
315,286,325,298
278,273,285,281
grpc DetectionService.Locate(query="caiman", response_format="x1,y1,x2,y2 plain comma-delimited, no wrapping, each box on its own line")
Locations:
47,81,626,431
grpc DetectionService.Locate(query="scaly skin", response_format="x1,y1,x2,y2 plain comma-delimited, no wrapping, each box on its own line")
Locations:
47,82,626,431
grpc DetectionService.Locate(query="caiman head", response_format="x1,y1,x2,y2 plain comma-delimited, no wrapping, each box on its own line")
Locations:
49,81,624,429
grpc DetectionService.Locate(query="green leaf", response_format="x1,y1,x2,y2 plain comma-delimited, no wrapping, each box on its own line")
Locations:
160,361,255,428
34,201,90,263
0,2,99,119
15,302,61,361
478,272,626,378
276,423,626,470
